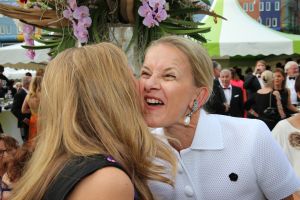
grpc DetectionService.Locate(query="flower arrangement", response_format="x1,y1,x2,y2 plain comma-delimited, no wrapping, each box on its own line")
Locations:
0,0,224,63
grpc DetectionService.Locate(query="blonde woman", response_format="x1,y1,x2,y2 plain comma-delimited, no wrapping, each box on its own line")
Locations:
245,70,286,130
11,43,176,200
21,76,42,147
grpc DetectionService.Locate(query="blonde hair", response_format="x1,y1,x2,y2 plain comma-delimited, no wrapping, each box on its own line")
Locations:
146,36,214,95
11,43,176,200
28,76,42,98
261,70,273,87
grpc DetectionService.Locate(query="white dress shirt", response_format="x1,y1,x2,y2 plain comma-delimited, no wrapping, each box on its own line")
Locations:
286,76,298,105
149,110,300,200
220,84,232,104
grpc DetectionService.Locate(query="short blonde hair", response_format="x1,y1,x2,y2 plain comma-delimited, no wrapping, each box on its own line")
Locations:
284,61,298,73
261,70,273,87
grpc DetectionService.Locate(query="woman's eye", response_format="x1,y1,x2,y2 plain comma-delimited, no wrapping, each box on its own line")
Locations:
164,74,176,80
140,71,150,78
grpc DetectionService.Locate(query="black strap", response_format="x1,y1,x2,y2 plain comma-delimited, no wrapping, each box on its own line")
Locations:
43,155,126,200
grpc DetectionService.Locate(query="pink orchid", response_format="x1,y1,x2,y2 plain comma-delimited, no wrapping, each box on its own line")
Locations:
138,2,152,17
155,7,167,22
77,17,92,28
63,7,73,20
149,0,166,9
73,24,89,43
143,13,158,28
68,0,77,10
73,6,90,20
26,49,36,60
23,24,35,34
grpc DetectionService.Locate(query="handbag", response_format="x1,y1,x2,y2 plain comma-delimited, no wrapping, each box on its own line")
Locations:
263,92,278,119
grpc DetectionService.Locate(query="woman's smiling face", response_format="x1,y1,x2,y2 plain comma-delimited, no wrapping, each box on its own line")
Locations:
139,43,199,128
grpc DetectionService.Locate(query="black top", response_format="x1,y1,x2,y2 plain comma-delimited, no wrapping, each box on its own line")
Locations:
43,154,132,200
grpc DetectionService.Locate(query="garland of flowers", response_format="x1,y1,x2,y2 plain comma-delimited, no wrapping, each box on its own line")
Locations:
0,0,225,62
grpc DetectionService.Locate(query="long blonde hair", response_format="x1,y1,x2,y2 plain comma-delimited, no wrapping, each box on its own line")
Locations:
11,43,176,200
28,76,42,98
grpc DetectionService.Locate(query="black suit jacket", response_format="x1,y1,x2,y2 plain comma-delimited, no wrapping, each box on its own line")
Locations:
11,88,30,128
228,86,244,117
204,79,227,114
243,74,261,100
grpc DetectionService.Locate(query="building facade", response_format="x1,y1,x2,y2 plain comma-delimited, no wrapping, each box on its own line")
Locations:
239,0,300,34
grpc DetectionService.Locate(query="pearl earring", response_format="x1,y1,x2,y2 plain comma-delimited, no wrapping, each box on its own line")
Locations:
184,100,198,126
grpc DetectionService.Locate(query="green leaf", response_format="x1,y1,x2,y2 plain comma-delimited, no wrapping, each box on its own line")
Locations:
32,36,62,44
188,33,207,43
22,43,59,50
168,8,204,16
164,18,205,26
201,0,211,6
159,24,211,34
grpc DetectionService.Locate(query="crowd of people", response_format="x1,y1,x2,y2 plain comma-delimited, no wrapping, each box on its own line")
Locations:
0,36,299,200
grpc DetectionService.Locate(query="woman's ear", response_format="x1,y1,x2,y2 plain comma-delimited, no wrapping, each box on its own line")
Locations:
189,87,210,109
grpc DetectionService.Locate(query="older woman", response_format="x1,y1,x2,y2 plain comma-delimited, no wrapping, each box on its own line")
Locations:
11,43,176,200
139,36,300,200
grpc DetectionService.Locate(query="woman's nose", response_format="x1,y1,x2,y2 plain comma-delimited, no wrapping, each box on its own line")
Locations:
143,75,161,92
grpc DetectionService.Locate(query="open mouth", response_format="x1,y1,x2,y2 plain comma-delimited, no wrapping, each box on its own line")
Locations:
144,97,164,106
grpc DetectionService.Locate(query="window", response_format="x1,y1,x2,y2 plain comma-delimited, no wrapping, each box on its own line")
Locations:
266,2,271,11
259,2,264,11
249,3,254,12
0,26,4,34
272,18,278,27
266,18,271,27
243,3,248,11
275,1,280,11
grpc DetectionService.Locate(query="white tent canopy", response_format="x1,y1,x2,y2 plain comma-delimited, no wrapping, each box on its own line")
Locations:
0,42,49,69
202,0,300,57
3,67,36,80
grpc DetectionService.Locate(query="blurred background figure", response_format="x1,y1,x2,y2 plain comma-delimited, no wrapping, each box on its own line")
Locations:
245,70,286,130
35,69,44,77
1,145,32,200
230,67,247,103
21,76,42,147
285,61,299,106
0,135,19,177
11,76,32,142
272,75,300,200
273,68,299,118
244,60,266,101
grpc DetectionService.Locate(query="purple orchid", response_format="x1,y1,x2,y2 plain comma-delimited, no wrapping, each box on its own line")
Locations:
68,0,77,10
63,7,73,20
73,6,90,20
77,17,92,28
26,49,36,60
138,0,168,28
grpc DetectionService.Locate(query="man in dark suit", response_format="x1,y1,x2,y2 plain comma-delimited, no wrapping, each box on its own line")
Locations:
11,76,31,142
217,69,244,117
243,60,266,100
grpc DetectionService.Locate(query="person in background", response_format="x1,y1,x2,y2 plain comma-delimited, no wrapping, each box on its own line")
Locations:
0,135,19,177
219,69,244,117
272,75,300,200
25,72,32,77
244,60,266,100
21,76,42,147
273,68,299,118
230,67,247,103
0,65,9,90
14,82,22,94
285,61,299,106
204,61,225,114
11,76,32,142
11,43,176,200
0,81,7,98
1,145,32,200
35,68,44,77
139,36,300,200
245,70,286,130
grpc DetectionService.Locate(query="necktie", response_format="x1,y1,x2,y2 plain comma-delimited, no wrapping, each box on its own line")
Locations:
289,77,296,80
223,87,230,90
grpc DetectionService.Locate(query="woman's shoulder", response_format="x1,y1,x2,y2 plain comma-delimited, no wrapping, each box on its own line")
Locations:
43,155,129,200
67,167,134,200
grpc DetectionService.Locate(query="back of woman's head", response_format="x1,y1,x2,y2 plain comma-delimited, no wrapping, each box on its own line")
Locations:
147,36,213,93
29,76,42,97
12,43,175,200
261,70,273,87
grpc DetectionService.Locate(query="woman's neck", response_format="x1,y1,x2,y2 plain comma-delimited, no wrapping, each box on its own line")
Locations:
164,111,200,152
274,84,282,91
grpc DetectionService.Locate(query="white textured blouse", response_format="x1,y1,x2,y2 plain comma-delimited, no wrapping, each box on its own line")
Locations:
272,119,300,178
149,110,300,200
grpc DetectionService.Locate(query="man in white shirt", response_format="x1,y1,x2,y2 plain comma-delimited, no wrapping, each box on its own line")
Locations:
285,61,299,106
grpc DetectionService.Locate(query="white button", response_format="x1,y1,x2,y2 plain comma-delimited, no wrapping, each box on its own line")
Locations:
178,164,183,174
184,185,194,197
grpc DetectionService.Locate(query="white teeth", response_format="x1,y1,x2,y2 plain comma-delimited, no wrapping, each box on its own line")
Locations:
146,98,163,104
